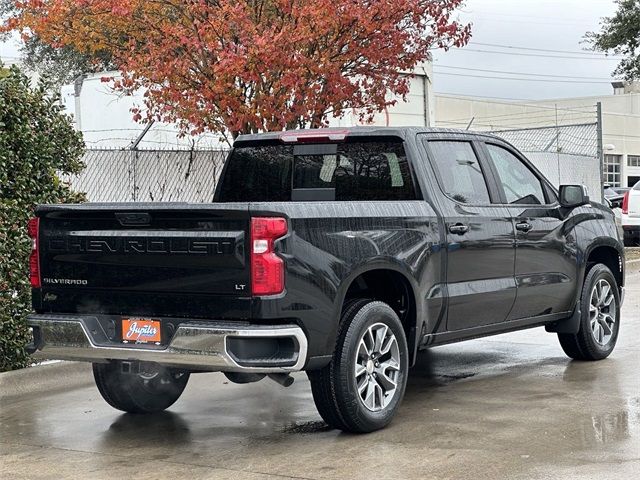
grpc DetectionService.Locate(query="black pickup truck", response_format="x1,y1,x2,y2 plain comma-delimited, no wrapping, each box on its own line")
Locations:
26,127,625,433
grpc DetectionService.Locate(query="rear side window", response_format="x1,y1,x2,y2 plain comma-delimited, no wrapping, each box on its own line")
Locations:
486,144,546,205
217,139,417,202
428,141,491,204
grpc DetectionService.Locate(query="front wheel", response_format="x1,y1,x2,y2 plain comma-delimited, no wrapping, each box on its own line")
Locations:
93,361,190,413
558,264,621,361
308,299,409,433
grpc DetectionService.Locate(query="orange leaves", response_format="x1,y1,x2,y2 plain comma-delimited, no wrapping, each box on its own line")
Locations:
7,1,471,136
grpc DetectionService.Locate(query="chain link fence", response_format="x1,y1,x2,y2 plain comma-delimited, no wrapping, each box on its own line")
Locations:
66,103,604,203
492,122,601,200
63,148,228,202
436,103,603,201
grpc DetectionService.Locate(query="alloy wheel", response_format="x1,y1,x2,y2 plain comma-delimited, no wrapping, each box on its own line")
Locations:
589,278,616,346
354,322,401,412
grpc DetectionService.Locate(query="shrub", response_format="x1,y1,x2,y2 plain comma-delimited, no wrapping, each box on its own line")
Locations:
0,65,85,371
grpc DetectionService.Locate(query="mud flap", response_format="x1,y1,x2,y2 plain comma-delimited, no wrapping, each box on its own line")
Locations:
545,304,581,334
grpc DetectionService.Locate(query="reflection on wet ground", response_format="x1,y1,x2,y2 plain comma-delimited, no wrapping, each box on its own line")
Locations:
2,271,640,479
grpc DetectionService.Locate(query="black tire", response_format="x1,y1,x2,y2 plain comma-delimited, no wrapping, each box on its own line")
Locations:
93,361,190,413
558,264,620,361
308,299,409,433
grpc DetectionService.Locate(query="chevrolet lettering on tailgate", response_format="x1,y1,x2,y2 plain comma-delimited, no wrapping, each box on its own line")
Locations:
47,236,235,255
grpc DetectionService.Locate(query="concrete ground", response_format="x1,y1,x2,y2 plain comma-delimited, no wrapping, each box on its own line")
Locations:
626,247,640,261
2,267,639,480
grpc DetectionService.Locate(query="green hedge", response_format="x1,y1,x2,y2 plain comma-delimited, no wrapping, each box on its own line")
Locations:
0,65,85,371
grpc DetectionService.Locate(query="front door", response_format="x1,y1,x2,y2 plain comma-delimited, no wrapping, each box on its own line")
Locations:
422,137,517,331
481,142,576,319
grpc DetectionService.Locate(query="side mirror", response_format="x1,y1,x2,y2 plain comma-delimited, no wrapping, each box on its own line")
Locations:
559,184,590,208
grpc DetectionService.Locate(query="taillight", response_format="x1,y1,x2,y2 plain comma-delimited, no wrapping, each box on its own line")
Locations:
251,217,287,295
27,217,41,288
622,191,630,214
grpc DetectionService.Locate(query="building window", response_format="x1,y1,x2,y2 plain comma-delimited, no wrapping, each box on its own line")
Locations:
628,155,640,167
604,154,622,187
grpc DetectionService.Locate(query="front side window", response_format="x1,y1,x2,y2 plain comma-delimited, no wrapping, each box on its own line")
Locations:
486,144,546,205
428,141,491,204
218,139,417,202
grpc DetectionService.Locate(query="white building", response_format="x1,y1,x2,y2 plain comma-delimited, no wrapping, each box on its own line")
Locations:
60,75,225,150
0,55,40,84
435,83,640,188
63,63,435,149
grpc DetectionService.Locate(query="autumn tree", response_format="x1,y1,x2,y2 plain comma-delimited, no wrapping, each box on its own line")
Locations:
6,1,471,138
586,0,640,80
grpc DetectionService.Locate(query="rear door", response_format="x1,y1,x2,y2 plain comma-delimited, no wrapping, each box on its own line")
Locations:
421,135,517,331
480,141,576,319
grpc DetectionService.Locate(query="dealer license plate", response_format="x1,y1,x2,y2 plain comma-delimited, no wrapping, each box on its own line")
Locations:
121,318,162,344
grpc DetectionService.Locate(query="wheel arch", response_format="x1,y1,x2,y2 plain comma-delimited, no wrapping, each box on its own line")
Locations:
585,240,624,289
336,261,421,366
546,238,623,335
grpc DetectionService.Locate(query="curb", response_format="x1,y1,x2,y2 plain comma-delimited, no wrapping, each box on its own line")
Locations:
0,361,93,403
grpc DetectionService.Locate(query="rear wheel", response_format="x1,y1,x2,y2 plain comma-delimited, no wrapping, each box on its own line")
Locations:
93,361,190,413
308,299,409,433
558,264,620,361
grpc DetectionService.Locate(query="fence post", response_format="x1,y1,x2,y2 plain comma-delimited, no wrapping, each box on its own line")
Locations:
126,149,135,202
128,120,155,202
555,104,561,186
132,150,138,202
596,102,604,202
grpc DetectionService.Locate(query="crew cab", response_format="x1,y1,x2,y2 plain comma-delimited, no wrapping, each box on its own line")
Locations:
26,127,625,433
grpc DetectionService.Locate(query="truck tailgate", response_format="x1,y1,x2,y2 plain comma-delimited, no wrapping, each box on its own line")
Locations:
34,203,252,319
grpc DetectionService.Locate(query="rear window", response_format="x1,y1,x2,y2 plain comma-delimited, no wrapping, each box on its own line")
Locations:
217,139,418,202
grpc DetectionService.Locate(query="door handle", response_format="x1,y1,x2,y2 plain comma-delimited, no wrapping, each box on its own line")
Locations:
516,222,533,233
449,223,469,235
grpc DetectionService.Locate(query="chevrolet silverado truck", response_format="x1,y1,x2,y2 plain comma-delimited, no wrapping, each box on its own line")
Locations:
26,127,625,433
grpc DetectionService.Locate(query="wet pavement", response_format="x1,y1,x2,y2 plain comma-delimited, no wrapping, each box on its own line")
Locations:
2,267,639,479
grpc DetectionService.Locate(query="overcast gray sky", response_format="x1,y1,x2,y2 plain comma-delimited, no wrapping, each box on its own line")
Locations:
432,0,621,100
0,31,20,63
1,0,621,101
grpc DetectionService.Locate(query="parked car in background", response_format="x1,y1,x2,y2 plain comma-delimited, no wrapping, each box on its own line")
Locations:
25,127,625,433
612,186,631,195
622,181,640,246
604,184,627,210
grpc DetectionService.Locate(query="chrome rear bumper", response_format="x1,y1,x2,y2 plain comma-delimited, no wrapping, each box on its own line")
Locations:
26,314,307,373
